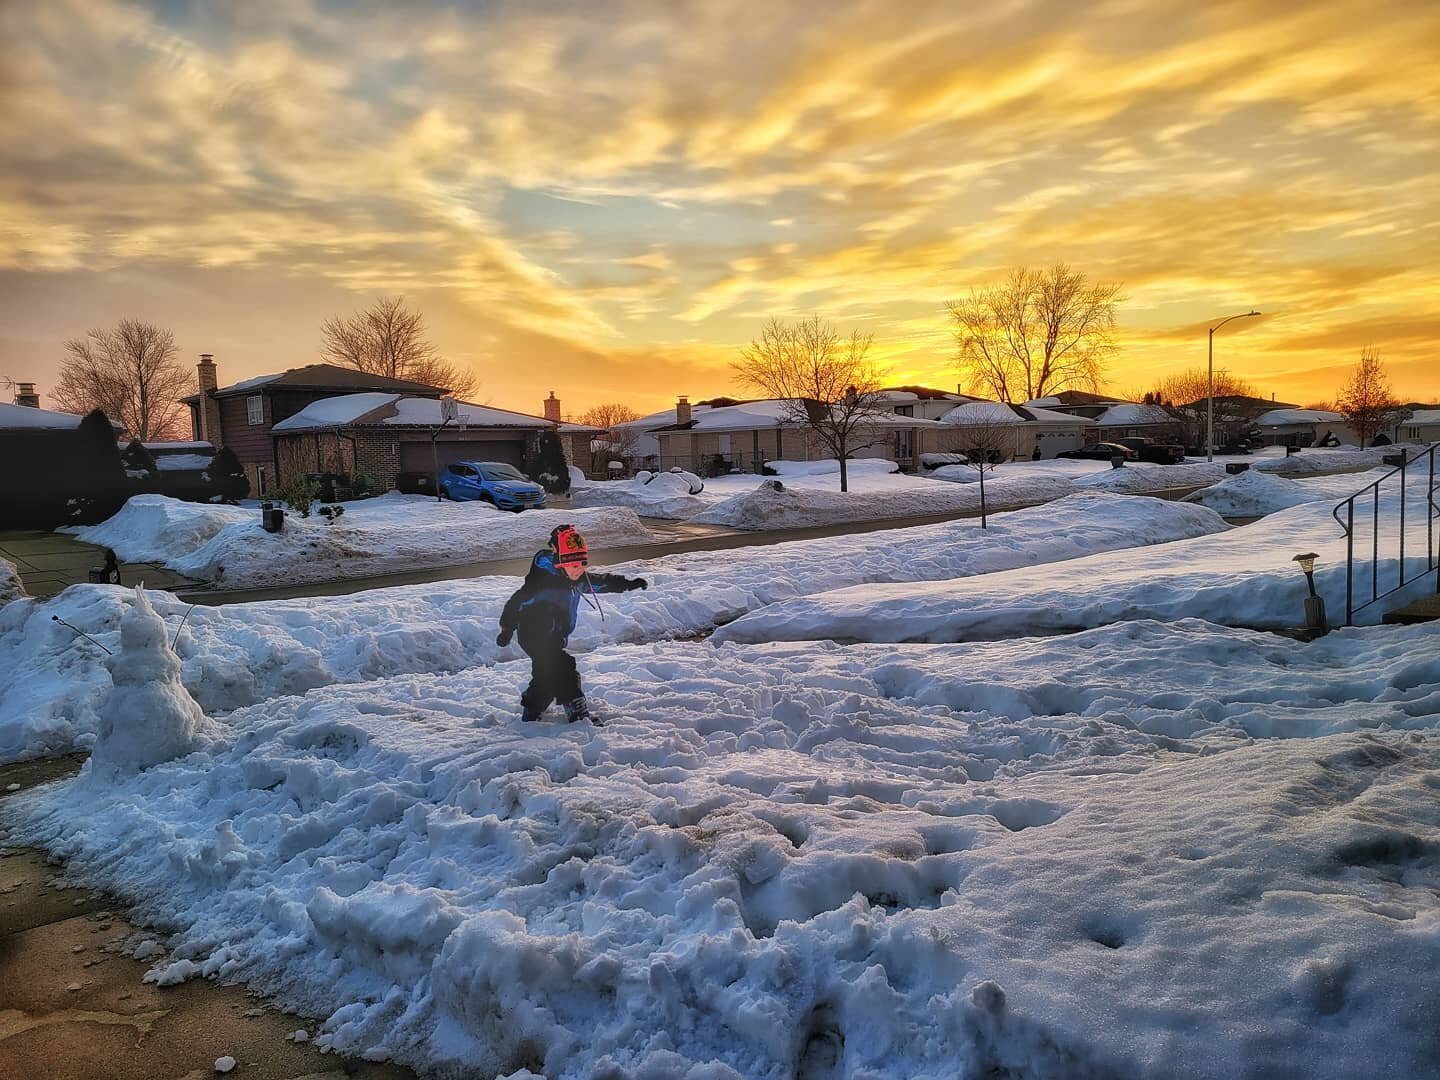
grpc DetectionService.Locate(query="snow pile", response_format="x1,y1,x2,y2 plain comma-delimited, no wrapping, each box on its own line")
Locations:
570,473,710,519
1073,460,1228,493
1252,444,1415,477
0,494,1226,763
717,495,1438,644
767,458,899,478
1182,467,1390,518
88,588,217,778
1,557,25,605
695,470,1077,529
66,493,656,589
9,623,1440,1077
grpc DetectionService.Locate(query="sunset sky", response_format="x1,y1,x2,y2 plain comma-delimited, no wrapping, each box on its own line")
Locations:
2,0,1438,417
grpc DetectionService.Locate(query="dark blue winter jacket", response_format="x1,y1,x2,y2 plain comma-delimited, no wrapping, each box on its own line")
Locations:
499,551,641,646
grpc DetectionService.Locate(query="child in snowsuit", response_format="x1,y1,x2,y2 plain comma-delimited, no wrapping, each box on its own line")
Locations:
496,524,647,722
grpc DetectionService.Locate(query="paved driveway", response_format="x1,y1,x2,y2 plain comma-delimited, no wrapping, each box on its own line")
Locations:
0,531,196,599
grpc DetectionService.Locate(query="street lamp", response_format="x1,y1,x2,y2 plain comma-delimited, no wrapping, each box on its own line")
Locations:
1206,310,1261,462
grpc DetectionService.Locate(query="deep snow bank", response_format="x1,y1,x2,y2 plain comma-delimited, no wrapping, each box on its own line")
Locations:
9,622,1440,1078
1182,467,1390,518
570,472,710,519
65,493,656,588
0,494,1226,763
716,495,1438,644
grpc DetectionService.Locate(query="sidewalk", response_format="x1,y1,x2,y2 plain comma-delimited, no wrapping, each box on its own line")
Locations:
0,757,415,1080
0,531,195,599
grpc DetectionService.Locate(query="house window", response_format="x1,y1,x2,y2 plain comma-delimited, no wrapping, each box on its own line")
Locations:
718,433,732,455
255,465,267,496
1408,427,1421,439
895,429,914,460
247,395,264,426
895,405,914,417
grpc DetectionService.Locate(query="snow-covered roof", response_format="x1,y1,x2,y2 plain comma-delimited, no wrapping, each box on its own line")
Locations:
271,393,400,431
272,394,554,433
1403,409,1440,426
660,399,950,433
155,453,215,471
0,402,85,429
615,404,715,432
1093,403,1176,426
216,372,282,394
143,440,214,450
1254,408,1345,427
940,402,1096,426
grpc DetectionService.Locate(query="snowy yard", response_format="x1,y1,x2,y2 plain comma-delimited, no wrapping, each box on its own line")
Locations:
572,446,1410,526
63,493,656,589
3,461,1438,1078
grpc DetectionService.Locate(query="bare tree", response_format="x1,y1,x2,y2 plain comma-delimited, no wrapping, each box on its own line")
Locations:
733,315,884,492
1139,368,1254,451
1336,348,1410,447
949,264,1122,402
579,403,641,430
52,319,191,440
944,410,1019,528
579,404,643,473
321,296,476,399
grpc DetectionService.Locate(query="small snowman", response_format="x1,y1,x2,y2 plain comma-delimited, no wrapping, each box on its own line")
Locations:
89,587,218,778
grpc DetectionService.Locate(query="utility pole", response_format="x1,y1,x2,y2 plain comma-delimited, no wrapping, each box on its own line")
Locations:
1206,310,1261,462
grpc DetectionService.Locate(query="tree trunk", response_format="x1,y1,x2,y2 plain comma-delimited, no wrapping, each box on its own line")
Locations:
839,453,849,493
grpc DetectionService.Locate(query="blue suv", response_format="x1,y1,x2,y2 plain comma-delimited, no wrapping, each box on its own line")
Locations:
439,461,547,510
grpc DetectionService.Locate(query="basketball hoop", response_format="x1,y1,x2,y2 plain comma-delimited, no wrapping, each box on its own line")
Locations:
440,396,458,423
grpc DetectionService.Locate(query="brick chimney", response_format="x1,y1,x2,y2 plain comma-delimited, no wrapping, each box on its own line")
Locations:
196,354,223,447
676,394,691,425
543,391,561,422
14,382,39,408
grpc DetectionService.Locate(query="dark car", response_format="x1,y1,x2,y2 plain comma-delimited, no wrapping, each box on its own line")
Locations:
1113,437,1186,465
1058,442,1138,461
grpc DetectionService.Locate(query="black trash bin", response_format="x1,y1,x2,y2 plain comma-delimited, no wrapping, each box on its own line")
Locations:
1225,462,1250,475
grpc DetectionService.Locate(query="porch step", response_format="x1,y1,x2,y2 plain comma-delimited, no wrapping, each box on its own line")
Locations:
1383,593,1440,625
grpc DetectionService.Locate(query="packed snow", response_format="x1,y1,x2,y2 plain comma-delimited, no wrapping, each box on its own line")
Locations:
1182,467,1394,518
0,494,1225,763
63,493,656,589
571,472,710,519
717,490,1438,645
8,622,1439,1077
0,557,24,605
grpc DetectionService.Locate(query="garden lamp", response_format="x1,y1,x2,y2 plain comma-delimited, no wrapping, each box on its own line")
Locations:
1291,552,1327,632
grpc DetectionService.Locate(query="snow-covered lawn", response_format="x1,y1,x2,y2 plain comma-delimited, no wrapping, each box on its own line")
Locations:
716,492,1438,645
8,622,1439,1077
573,447,1411,526
63,493,656,589
1,494,1224,763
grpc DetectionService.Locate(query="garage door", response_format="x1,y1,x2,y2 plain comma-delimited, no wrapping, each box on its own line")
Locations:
1036,429,1085,456
399,438,527,475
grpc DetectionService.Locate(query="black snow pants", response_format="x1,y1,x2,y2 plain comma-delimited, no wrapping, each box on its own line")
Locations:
518,625,582,714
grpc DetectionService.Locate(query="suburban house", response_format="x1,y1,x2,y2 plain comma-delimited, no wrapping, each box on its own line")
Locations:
180,356,575,494
1391,407,1440,446
649,397,966,474
270,394,561,491
940,401,1096,459
609,397,716,470
1253,408,1357,448
1023,390,1135,420
1091,402,1184,443
181,356,451,495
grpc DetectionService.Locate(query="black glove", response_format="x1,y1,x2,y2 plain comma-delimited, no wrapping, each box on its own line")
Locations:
496,627,513,647
628,578,648,591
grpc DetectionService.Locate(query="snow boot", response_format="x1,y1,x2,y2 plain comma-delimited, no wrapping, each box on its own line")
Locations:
564,696,591,724
521,703,546,723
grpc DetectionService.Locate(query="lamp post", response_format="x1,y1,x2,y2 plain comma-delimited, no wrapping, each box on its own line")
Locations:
1206,310,1261,462
1292,552,1327,634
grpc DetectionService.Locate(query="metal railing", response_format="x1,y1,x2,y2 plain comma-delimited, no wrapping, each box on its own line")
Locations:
1331,443,1440,624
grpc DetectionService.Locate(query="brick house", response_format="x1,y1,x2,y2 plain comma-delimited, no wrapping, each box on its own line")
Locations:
268,393,560,491
181,356,448,495
651,397,966,474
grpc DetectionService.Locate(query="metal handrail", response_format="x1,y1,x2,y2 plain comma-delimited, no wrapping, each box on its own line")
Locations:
1330,442,1440,624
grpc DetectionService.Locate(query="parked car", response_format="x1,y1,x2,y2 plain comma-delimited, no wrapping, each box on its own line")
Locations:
1058,442,1138,461
1113,437,1186,465
438,461,547,510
